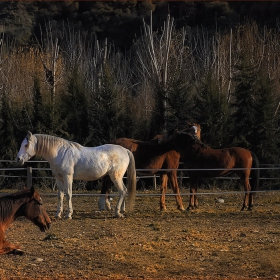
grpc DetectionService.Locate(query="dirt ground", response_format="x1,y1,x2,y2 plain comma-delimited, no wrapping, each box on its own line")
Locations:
0,187,280,280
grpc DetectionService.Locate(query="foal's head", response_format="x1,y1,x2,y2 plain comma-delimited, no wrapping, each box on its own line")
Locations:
159,128,197,150
16,131,37,165
187,123,201,140
18,187,51,232
158,125,199,146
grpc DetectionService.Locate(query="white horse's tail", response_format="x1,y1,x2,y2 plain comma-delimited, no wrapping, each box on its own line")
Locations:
126,149,137,211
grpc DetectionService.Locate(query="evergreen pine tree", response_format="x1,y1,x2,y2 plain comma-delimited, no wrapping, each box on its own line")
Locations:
193,74,230,147
33,75,47,134
166,78,195,130
88,64,123,145
0,94,18,160
253,73,279,163
230,52,258,149
63,66,89,144
150,86,167,135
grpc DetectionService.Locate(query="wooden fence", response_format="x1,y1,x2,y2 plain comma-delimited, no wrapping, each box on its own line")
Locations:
0,160,280,190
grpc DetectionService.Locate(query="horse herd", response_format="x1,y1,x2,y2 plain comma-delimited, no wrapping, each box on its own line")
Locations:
0,124,260,254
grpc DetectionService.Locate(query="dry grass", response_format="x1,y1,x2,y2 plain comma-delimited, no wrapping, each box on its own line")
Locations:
0,188,280,280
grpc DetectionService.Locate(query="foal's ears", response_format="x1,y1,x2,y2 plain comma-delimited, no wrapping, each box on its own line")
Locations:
30,186,35,196
22,186,35,197
26,131,33,141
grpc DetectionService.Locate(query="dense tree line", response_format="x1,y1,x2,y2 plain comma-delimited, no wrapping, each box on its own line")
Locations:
0,2,280,177
1,1,280,49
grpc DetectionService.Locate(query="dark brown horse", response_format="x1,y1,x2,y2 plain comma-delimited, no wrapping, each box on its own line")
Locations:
159,130,260,211
0,187,51,254
99,124,201,212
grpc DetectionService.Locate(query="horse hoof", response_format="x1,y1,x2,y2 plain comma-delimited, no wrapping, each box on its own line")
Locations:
160,207,167,211
178,206,185,211
65,216,72,220
115,213,124,218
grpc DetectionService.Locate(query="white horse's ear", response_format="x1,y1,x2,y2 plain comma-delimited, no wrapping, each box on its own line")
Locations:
26,131,32,141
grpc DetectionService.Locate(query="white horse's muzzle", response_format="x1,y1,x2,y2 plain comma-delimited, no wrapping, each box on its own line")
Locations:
16,155,29,165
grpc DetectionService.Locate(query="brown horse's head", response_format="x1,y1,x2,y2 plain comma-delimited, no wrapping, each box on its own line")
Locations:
160,130,201,155
158,124,199,146
157,123,201,145
19,187,51,232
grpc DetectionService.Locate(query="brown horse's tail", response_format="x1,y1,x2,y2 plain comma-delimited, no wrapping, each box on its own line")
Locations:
126,149,137,211
250,151,260,195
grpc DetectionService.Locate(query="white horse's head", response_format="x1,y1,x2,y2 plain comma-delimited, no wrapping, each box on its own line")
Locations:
16,131,37,165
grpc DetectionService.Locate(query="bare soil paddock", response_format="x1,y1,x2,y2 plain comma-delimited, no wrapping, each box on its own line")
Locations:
1,188,280,280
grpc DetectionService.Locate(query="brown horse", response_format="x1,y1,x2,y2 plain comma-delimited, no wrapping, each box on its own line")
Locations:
0,187,51,254
99,124,201,212
159,130,260,211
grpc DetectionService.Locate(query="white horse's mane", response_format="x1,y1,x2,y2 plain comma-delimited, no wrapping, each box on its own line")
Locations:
33,134,82,156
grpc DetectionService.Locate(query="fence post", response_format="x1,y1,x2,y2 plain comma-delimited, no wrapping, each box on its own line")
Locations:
27,166,32,188
153,175,157,189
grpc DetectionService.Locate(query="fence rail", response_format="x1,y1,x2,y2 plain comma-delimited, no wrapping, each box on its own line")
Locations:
0,160,279,191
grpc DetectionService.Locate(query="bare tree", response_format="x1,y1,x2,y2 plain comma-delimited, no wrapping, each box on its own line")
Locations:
134,12,191,132
36,22,64,123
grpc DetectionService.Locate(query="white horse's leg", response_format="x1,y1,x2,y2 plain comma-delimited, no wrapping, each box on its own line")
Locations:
55,179,64,219
121,192,126,213
98,195,112,211
116,187,127,218
111,178,127,218
64,174,73,219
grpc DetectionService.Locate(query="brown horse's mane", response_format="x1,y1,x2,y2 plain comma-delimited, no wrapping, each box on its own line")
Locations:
0,189,31,222
192,135,210,149
0,198,14,222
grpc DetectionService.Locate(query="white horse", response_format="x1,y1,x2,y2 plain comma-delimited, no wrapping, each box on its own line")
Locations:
16,132,136,219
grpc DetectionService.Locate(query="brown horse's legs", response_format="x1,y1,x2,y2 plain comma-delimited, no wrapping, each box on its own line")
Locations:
248,192,254,210
242,192,250,211
168,172,185,211
98,175,112,211
160,174,168,210
241,176,252,211
0,229,21,255
188,177,198,210
247,176,254,210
